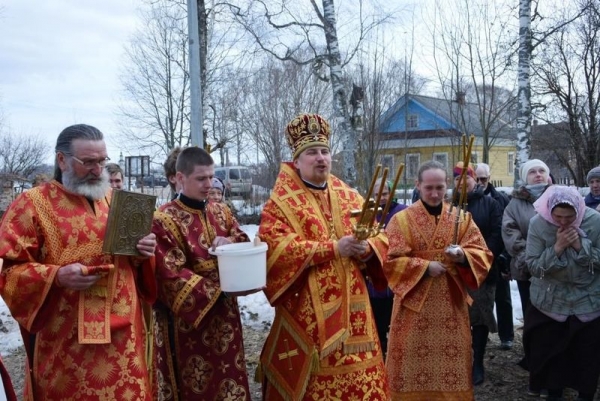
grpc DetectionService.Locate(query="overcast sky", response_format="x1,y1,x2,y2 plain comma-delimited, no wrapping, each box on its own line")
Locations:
0,0,140,162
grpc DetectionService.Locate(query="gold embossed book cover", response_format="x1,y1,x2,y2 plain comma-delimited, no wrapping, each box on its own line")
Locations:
103,189,157,255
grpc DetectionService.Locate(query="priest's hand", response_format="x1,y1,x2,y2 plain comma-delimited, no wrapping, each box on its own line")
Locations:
445,246,467,264
427,261,447,277
56,263,101,290
337,235,369,258
211,236,233,250
135,233,157,259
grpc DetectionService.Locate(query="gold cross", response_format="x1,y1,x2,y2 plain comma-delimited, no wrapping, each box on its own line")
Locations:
279,186,305,206
278,339,299,370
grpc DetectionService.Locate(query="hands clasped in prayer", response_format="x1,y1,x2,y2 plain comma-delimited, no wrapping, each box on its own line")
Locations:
338,235,370,258
554,226,581,255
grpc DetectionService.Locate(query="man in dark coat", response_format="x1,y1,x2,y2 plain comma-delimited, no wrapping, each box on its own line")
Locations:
476,163,514,351
455,162,503,385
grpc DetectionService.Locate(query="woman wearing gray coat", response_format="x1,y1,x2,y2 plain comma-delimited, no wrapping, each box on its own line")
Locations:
502,159,551,316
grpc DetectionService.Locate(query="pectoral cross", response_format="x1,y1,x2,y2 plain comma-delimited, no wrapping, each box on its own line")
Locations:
278,339,299,370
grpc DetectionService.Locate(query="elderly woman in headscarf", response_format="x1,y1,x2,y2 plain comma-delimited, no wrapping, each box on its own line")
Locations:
502,159,552,317
523,186,600,401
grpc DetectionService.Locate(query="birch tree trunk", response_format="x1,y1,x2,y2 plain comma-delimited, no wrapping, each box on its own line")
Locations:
516,0,532,185
321,0,357,187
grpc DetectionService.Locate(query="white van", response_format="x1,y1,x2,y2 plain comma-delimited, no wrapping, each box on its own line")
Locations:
214,166,252,198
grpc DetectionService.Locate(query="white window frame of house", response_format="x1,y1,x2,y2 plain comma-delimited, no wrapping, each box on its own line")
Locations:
433,152,448,168
406,153,421,179
406,114,419,129
507,152,515,176
381,155,394,171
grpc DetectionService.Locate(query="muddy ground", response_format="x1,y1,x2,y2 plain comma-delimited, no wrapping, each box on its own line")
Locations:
2,318,596,400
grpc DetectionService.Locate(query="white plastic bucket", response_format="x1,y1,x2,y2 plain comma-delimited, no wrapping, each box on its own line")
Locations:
212,242,268,292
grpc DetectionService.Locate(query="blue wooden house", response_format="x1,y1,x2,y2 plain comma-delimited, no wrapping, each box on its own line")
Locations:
377,93,517,187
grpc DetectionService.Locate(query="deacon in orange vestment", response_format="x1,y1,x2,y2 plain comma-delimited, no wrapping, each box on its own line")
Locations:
257,113,389,400
151,147,255,401
383,161,492,401
0,125,157,401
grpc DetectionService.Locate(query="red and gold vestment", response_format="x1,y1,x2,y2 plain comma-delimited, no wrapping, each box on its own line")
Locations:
257,163,389,400
0,181,157,400
383,201,492,401
151,197,251,400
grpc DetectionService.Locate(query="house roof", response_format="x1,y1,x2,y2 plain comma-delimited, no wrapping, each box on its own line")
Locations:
379,93,515,140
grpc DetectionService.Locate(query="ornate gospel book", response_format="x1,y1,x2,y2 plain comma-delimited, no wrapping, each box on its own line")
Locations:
102,190,157,255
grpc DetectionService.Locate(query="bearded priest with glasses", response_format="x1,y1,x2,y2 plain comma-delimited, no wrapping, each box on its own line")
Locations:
0,124,157,400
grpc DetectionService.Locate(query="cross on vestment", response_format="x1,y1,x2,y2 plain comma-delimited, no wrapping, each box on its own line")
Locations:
278,339,299,370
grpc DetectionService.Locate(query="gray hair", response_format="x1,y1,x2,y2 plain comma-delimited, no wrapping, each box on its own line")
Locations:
54,124,104,181
476,162,491,176
417,160,446,182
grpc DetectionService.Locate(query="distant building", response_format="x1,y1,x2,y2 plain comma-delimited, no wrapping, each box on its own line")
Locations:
378,93,516,187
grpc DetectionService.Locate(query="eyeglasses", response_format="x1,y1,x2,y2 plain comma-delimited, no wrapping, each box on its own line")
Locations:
71,155,111,169
476,177,489,183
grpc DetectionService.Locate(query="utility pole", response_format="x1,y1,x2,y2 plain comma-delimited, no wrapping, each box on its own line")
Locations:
187,0,203,146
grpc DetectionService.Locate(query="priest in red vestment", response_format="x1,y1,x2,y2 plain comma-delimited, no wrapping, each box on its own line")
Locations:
383,160,492,401
0,124,157,400
152,146,258,400
257,113,389,400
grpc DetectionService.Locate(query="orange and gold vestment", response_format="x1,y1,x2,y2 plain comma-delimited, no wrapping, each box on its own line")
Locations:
151,197,251,400
383,201,492,401
257,163,389,401
0,181,157,400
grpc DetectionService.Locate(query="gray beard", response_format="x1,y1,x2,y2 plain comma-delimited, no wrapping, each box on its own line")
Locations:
62,168,110,201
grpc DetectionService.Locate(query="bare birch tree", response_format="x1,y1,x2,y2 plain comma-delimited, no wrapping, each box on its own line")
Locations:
229,0,395,187
515,0,588,184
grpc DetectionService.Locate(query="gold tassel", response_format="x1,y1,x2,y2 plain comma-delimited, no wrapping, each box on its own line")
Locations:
310,350,320,374
320,330,350,358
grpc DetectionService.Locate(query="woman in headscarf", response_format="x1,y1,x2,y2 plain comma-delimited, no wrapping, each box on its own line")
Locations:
524,186,600,401
502,159,552,316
